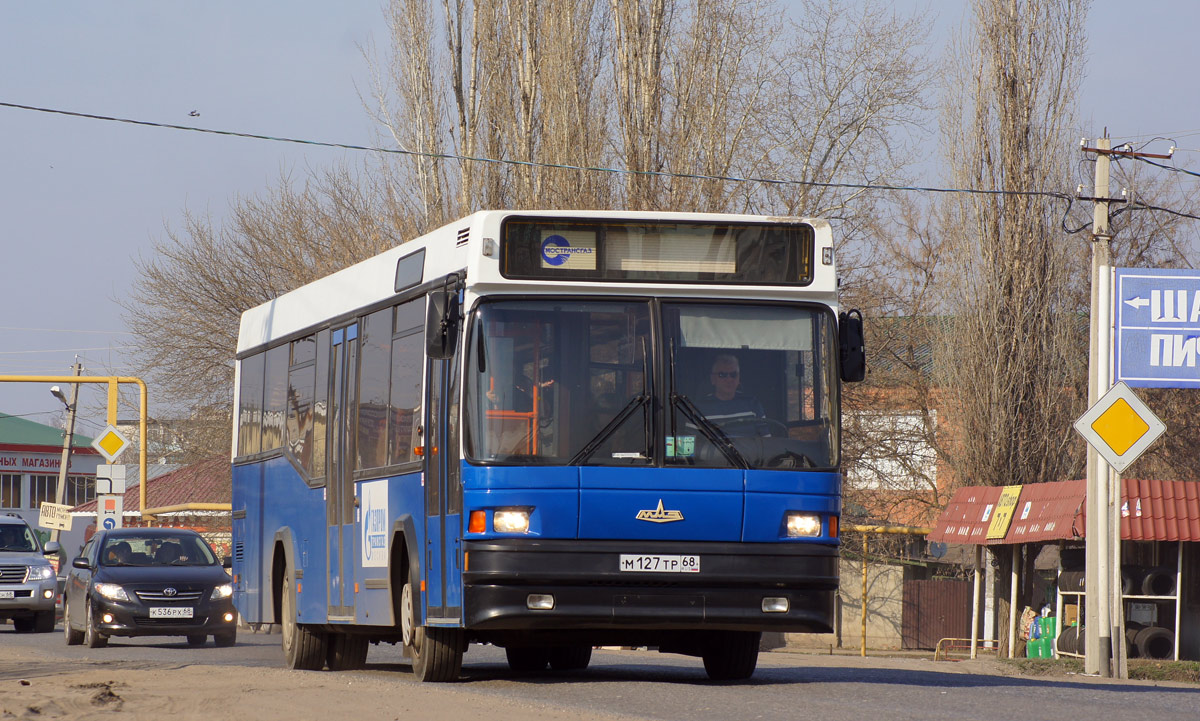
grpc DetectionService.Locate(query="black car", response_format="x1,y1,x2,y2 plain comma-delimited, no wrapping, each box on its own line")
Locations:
63,527,236,648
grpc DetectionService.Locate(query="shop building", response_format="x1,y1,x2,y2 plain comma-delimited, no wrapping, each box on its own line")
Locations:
929,478,1200,661
0,412,100,522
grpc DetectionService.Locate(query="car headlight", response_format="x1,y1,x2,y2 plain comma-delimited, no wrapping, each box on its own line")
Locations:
786,512,823,538
27,565,55,581
210,583,233,600
493,509,531,534
94,583,129,601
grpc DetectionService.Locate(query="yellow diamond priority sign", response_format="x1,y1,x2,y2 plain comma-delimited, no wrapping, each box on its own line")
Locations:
1073,382,1165,473
91,424,130,463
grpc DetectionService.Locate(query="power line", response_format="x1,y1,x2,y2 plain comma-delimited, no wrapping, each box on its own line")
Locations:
7,100,1200,227
0,410,61,419
0,326,133,335
0,100,1075,202
0,347,116,355
1128,200,1200,222
1131,155,1200,181
1109,128,1200,142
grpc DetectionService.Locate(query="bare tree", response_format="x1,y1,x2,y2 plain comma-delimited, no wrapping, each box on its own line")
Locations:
128,0,932,462
122,168,404,458
934,0,1091,489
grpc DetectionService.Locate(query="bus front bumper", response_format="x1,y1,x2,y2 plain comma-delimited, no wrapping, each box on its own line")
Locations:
462,539,837,633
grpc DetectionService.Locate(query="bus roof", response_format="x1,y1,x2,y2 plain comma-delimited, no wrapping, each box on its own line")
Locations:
236,210,833,354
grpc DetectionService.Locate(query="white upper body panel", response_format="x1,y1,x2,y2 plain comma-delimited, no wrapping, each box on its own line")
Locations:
237,210,839,354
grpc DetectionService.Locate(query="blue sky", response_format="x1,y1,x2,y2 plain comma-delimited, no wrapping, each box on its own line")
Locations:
1,0,1197,431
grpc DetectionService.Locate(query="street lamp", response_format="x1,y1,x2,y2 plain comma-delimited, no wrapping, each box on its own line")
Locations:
50,385,71,409
48,375,80,544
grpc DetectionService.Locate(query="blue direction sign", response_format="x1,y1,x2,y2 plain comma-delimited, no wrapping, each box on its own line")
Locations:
1114,268,1200,388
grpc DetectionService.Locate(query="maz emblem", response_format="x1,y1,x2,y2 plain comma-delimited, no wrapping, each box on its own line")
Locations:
636,499,684,523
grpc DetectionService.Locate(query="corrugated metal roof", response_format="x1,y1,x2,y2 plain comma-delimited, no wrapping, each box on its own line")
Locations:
930,479,1200,545
926,486,1003,544
71,457,229,513
1006,479,1086,544
0,412,96,450
1117,479,1200,542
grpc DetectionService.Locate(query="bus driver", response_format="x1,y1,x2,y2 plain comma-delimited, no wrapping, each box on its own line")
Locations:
695,353,765,428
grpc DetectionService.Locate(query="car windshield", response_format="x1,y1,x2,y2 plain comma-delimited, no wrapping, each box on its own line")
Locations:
0,525,38,552
101,535,218,566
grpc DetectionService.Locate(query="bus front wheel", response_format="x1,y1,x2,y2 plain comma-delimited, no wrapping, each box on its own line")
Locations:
402,580,463,682
281,571,326,670
701,631,760,681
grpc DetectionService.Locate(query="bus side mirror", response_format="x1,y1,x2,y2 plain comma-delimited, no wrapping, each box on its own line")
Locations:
839,309,865,383
426,290,460,360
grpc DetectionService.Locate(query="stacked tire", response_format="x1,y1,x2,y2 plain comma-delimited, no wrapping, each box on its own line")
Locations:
1056,625,1084,655
1057,570,1085,592
1130,626,1175,660
1139,567,1176,597
1059,566,1177,596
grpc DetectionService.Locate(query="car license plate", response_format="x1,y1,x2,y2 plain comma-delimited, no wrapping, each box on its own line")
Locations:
619,554,699,573
149,607,193,619
0,591,14,599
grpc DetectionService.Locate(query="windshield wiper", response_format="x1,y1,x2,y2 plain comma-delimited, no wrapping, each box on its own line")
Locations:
569,393,650,465
671,392,750,470
666,339,748,469
570,338,651,465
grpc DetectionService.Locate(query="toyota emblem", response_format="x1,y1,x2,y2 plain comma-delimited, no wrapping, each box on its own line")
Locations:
163,587,178,597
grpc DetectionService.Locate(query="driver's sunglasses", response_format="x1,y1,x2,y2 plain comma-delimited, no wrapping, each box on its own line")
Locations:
713,371,739,379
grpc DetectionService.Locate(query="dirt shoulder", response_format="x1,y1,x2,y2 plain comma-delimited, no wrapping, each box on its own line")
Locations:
0,648,636,721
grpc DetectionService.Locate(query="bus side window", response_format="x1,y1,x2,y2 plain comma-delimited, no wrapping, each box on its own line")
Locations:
238,352,265,457
286,334,317,474
390,300,424,466
357,308,392,470
263,344,289,452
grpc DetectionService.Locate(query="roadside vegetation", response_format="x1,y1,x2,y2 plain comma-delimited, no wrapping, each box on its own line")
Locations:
1002,657,1200,684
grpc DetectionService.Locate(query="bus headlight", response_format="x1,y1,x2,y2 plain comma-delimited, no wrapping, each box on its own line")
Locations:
786,513,822,538
493,510,531,534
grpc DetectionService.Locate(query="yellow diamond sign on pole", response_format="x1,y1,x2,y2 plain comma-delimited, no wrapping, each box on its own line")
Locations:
1074,382,1165,473
91,424,130,463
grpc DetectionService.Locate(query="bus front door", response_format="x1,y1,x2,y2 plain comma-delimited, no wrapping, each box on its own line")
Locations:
423,349,463,624
327,323,358,620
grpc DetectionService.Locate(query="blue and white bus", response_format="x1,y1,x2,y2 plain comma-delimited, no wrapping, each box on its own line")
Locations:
231,210,864,681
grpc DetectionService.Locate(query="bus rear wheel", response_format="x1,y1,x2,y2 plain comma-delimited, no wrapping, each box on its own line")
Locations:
401,580,463,682
327,632,369,670
701,631,760,681
281,571,326,670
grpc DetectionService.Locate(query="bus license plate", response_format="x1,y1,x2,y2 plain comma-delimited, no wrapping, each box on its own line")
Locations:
149,607,193,619
0,591,14,599
619,554,699,573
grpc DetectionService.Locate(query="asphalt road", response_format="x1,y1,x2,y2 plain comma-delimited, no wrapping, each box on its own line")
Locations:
2,623,1198,721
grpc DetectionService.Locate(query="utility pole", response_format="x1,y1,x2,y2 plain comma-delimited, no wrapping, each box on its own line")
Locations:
1083,135,1113,677
1080,134,1172,677
50,361,82,545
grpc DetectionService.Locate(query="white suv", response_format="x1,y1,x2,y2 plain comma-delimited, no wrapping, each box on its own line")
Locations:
0,514,60,632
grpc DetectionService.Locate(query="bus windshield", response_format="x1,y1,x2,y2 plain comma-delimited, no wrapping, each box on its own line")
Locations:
464,298,839,469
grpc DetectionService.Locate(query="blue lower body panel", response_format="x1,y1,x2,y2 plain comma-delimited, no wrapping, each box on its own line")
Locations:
462,538,836,633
